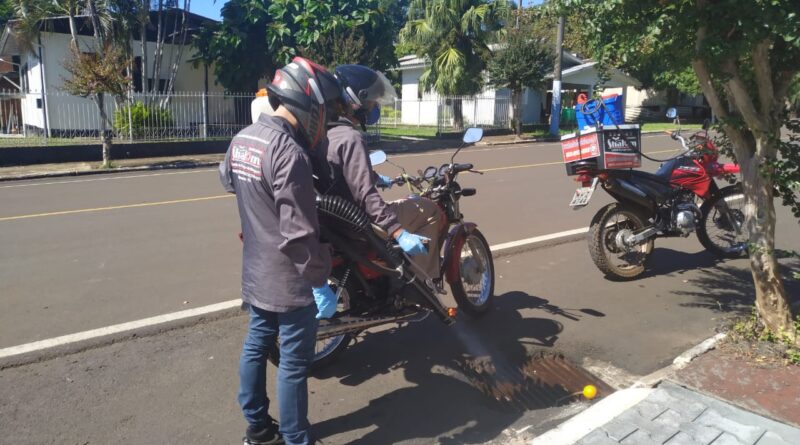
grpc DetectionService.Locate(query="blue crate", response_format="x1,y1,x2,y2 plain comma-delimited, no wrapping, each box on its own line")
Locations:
575,95,624,129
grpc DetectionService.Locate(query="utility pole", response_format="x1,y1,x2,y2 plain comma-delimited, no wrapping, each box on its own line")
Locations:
549,15,565,137
516,0,522,29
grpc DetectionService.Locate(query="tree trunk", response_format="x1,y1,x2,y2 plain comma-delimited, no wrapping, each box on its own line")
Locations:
739,137,795,337
511,89,523,136
151,1,164,93
96,93,111,168
452,98,464,131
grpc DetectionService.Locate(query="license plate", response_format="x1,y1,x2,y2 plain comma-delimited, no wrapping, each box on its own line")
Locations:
569,178,598,208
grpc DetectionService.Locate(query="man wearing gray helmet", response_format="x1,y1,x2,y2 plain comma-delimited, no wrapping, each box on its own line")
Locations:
313,64,443,283
220,57,341,445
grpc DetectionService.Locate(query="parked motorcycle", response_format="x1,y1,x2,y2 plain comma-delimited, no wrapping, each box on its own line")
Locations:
568,106,747,280
272,127,495,368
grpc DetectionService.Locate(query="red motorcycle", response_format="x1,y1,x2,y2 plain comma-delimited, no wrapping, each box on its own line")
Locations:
569,107,747,280
271,128,495,369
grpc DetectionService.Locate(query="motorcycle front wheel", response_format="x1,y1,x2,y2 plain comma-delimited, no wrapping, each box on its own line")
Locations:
697,185,747,258
588,203,654,280
450,228,495,317
269,271,357,370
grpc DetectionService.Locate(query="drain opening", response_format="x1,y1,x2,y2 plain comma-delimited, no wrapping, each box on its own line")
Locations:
458,351,614,412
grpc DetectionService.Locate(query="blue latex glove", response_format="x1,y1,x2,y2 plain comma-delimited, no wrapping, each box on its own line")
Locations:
376,174,393,189
396,230,430,256
312,285,337,319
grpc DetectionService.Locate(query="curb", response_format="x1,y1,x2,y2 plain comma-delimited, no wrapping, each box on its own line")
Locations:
529,332,727,444
0,161,221,182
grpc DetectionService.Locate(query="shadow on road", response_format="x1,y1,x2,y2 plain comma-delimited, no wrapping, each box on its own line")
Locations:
641,247,723,278
311,291,604,444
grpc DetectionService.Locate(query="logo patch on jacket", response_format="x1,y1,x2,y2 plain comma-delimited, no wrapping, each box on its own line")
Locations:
231,144,264,182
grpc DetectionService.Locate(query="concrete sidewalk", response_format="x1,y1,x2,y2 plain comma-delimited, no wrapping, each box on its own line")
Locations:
530,338,800,445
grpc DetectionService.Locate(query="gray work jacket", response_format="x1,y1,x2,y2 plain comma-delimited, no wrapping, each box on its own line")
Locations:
313,118,402,235
219,114,331,312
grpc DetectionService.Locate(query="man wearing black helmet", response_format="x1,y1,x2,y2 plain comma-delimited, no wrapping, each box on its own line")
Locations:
219,57,341,445
314,64,443,282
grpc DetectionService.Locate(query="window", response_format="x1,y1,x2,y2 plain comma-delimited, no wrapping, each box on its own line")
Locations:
20,63,28,92
132,57,143,92
147,78,169,94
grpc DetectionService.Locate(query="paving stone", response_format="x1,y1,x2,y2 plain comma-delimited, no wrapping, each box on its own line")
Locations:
619,429,661,444
665,431,704,445
710,432,747,445
599,416,639,442
577,429,622,445
648,387,708,422
695,409,765,444
677,420,724,445
755,431,794,445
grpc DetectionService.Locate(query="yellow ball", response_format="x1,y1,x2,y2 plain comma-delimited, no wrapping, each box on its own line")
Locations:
583,385,598,400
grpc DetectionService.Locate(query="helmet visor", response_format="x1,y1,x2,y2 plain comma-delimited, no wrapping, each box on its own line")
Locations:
358,71,397,107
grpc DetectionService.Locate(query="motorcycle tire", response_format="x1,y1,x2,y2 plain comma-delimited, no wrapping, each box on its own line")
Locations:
697,185,747,259
450,228,495,317
269,272,358,371
588,202,654,281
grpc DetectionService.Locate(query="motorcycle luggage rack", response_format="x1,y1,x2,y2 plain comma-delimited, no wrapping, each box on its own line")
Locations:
561,98,642,176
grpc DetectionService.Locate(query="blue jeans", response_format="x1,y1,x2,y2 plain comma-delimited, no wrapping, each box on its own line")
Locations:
238,303,318,445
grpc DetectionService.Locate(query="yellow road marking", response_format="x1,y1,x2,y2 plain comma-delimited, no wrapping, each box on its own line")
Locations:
479,149,681,172
0,148,685,221
0,194,233,222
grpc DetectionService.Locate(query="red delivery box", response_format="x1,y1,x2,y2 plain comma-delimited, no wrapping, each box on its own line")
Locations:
561,124,642,175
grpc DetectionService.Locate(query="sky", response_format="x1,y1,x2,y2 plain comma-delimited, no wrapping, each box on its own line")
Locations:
191,1,545,22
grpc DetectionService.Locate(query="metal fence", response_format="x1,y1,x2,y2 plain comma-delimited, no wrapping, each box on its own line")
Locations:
0,90,254,146
0,89,518,147
379,95,513,134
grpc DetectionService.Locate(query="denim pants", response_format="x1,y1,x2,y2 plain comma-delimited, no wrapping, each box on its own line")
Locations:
238,303,318,445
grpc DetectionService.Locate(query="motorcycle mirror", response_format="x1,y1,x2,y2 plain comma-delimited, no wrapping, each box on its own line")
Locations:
702,119,711,131
665,107,677,119
450,127,484,164
462,127,483,144
369,150,387,166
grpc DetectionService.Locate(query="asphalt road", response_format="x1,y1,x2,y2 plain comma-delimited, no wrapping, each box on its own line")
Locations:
1,135,798,444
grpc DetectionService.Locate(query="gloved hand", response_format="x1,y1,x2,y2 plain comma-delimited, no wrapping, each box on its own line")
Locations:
376,174,394,189
312,285,337,319
396,230,430,256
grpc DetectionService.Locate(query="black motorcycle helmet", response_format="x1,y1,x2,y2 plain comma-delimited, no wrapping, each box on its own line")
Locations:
267,57,342,147
334,64,397,130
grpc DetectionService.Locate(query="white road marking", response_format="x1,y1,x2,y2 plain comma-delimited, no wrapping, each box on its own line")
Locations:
490,227,588,252
0,226,590,359
0,300,241,359
0,168,216,189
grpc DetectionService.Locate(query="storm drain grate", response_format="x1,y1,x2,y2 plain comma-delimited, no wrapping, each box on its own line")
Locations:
458,351,615,412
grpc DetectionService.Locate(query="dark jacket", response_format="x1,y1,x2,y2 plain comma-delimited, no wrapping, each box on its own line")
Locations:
219,114,331,312
312,118,402,235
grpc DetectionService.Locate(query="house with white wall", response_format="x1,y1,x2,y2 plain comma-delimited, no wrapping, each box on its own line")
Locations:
396,50,707,129
0,8,235,137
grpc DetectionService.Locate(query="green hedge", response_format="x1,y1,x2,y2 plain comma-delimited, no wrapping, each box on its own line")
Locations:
114,102,175,137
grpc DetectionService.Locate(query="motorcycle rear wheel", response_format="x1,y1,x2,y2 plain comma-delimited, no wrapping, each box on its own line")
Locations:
588,203,654,280
450,228,495,317
697,185,747,259
269,272,357,370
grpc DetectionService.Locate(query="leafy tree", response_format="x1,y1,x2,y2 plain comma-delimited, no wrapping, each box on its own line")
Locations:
0,0,15,27
400,0,510,129
198,0,399,93
555,0,800,340
487,12,552,136
199,0,274,94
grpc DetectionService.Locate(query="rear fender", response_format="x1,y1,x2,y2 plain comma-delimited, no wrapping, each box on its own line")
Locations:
442,222,477,285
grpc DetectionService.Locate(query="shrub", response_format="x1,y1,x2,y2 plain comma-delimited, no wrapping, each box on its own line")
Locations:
114,102,175,138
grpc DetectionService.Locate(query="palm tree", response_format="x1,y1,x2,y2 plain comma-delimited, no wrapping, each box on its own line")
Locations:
400,0,509,130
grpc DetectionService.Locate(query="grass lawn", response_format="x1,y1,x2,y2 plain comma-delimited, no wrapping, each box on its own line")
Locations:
377,125,438,139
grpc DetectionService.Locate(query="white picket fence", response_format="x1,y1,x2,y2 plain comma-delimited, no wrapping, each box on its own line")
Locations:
0,90,254,145
380,95,513,133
